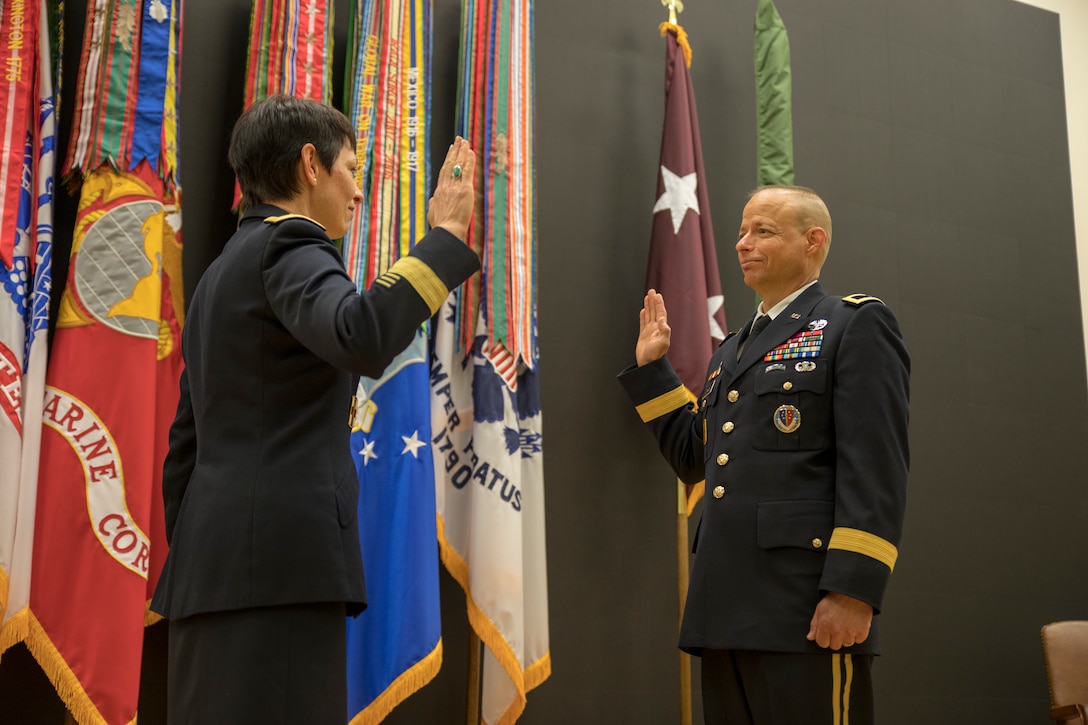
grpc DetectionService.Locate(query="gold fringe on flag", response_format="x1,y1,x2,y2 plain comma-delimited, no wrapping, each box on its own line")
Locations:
436,514,552,725
348,640,443,725
25,611,121,725
659,22,692,68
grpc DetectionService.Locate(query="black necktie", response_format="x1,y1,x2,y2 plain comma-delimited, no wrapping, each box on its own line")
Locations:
738,314,771,361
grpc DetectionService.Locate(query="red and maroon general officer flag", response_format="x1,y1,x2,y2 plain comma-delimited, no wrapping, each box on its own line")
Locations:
648,23,727,399
648,23,727,516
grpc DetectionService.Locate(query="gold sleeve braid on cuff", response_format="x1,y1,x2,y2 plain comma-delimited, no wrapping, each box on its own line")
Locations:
377,256,449,314
828,527,898,571
635,385,692,422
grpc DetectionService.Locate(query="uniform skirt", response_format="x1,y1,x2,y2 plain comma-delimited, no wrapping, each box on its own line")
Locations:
167,602,347,725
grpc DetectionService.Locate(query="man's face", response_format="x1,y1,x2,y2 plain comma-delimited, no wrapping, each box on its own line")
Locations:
735,190,815,302
313,143,363,240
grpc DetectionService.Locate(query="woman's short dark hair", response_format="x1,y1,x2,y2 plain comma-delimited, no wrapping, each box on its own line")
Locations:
228,94,356,210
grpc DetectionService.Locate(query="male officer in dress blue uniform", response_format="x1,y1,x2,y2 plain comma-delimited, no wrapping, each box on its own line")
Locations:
619,185,910,724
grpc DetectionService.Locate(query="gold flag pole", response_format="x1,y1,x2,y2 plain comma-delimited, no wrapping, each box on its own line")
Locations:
676,479,694,725
661,3,693,722
663,6,695,718
466,631,482,725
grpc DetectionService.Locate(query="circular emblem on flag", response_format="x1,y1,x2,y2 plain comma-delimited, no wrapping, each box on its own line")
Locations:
58,168,182,352
73,198,164,339
773,405,801,433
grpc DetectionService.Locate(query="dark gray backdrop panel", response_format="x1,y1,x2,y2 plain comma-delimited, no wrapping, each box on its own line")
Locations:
1,1,1085,724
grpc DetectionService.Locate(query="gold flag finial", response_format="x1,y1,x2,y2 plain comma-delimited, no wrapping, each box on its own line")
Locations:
662,0,684,25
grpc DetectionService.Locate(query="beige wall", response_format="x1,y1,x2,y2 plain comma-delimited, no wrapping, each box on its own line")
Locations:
1016,0,1088,368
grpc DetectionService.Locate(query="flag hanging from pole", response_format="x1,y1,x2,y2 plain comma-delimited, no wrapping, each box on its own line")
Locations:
342,1,443,723
431,307,548,725
434,1,550,723
26,0,184,721
242,0,332,107
754,0,793,187
235,0,334,208
346,333,442,725
649,22,727,515
0,0,56,657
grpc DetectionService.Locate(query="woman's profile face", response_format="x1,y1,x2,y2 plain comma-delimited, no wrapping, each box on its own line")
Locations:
312,143,363,239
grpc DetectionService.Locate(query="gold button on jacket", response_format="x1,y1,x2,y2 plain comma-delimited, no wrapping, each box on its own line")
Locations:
712,486,725,499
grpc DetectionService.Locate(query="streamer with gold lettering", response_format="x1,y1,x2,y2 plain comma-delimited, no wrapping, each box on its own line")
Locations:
0,0,41,267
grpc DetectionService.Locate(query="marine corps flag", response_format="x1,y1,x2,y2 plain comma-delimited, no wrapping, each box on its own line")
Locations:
28,164,183,724
26,0,184,721
649,22,727,515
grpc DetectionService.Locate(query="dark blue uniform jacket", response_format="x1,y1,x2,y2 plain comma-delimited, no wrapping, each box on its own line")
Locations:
619,282,910,655
151,205,479,620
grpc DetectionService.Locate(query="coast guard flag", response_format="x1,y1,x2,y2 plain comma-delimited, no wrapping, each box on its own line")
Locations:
431,302,549,725
348,332,442,725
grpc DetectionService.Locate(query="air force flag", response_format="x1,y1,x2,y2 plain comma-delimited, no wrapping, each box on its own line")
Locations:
348,329,442,724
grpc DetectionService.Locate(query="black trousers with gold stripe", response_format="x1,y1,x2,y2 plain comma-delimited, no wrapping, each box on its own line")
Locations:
700,649,874,725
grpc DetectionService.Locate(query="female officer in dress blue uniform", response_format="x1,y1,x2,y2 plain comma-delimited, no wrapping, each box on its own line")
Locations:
151,95,481,724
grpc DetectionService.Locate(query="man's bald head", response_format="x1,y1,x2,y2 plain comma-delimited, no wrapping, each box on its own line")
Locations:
749,185,833,261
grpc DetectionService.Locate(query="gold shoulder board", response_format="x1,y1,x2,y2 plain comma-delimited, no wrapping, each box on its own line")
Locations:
264,213,327,230
842,293,884,306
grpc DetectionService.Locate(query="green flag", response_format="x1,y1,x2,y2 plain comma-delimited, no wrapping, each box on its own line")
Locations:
754,0,794,186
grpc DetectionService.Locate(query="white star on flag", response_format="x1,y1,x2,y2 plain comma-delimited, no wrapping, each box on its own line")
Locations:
401,431,426,458
653,165,700,235
708,295,725,341
359,439,378,466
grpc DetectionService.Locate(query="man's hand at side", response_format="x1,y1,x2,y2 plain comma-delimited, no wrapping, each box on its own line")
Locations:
806,592,873,650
